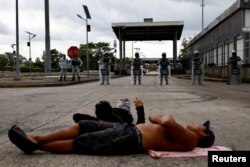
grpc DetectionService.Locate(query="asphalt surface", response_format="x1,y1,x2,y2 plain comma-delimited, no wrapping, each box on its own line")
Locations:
0,73,249,167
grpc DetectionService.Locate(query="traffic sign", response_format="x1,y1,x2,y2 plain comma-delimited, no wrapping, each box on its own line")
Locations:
67,46,80,59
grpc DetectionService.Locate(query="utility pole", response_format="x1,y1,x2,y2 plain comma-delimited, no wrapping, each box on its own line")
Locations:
14,0,20,80
201,0,205,30
44,0,51,73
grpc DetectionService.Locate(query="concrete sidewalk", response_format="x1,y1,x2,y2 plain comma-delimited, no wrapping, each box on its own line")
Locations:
0,72,124,88
0,76,100,88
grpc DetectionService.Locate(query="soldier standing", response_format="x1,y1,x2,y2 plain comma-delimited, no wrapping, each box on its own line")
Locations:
159,52,170,85
58,55,68,81
132,53,143,85
71,54,82,81
228,50,241,85
192,50,203,85
99,52,111,85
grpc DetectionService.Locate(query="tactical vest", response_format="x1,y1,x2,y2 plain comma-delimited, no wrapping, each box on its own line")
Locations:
72,59,79,66
133,59,141,70
160,59,169,69
103,57,110,63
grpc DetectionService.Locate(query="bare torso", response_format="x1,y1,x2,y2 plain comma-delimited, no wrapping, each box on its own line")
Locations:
136,123,172,151
136,122,197,151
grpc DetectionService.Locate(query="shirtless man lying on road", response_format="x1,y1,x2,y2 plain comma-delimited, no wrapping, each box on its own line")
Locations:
8,99,215,155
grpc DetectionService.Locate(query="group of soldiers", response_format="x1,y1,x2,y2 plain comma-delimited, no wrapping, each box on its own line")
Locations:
58,55,82,82
192,49,242,85
58,52,112,85
131,52,170,85
58,49,242,85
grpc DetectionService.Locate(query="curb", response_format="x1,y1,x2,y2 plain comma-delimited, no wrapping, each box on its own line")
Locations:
0,76,123,88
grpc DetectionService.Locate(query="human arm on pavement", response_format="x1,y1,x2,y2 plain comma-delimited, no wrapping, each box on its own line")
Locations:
133,98,145,124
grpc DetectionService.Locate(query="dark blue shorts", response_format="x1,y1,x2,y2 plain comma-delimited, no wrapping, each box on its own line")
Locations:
73,120,143,155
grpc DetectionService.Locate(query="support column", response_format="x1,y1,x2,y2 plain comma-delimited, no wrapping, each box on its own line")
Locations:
45,0,51,73
173,30,177,67
119,28,122,75
123,41,126,69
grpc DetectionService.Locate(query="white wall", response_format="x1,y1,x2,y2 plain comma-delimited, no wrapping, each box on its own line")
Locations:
237,38,244,60
245,10,250,27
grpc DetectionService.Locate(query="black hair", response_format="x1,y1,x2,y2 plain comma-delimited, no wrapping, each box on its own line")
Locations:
95,101,113,122
196,130,215,148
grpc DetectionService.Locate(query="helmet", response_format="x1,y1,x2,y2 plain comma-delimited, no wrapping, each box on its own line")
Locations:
232,50,236,54
103,52,109,57
194,50,199,55
162,52,167,58
135,52,139,58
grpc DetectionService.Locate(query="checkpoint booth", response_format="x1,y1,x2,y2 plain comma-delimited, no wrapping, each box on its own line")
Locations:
112,18,184,79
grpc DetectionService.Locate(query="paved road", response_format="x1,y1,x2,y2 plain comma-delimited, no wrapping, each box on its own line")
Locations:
0,76,249,167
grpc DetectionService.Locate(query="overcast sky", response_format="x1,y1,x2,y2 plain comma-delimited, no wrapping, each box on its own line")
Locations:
0,0,236,61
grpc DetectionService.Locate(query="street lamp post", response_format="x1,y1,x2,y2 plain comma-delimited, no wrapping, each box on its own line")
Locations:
77,5,91,78
11,44,16,71
14,0,20,80
201,0,205,30
25,31,36,75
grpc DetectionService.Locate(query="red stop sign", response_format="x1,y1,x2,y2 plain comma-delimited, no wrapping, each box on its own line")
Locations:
67,46,80,59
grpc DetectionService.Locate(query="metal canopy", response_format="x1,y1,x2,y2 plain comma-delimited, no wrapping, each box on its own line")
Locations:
112,21,184,41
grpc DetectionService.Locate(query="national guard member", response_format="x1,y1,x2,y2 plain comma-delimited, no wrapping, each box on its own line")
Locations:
58,55,68,81
99,52,111,85
132,53,143,85
228,50,241,85
71,54,82,81
192,50,203,85
159,52,170,85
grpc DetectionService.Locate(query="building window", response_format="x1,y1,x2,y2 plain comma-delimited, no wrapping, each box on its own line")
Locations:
244,33,250,64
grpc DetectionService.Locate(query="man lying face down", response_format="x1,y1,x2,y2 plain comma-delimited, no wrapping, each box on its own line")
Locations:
8,98,215,155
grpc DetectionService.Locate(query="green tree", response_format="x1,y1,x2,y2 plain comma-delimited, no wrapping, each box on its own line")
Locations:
178,37,192,70
79,42,115,71
0,54,8,70
1,52,27,71
49,49,66,71
33,57,44,69
179,37,192,59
